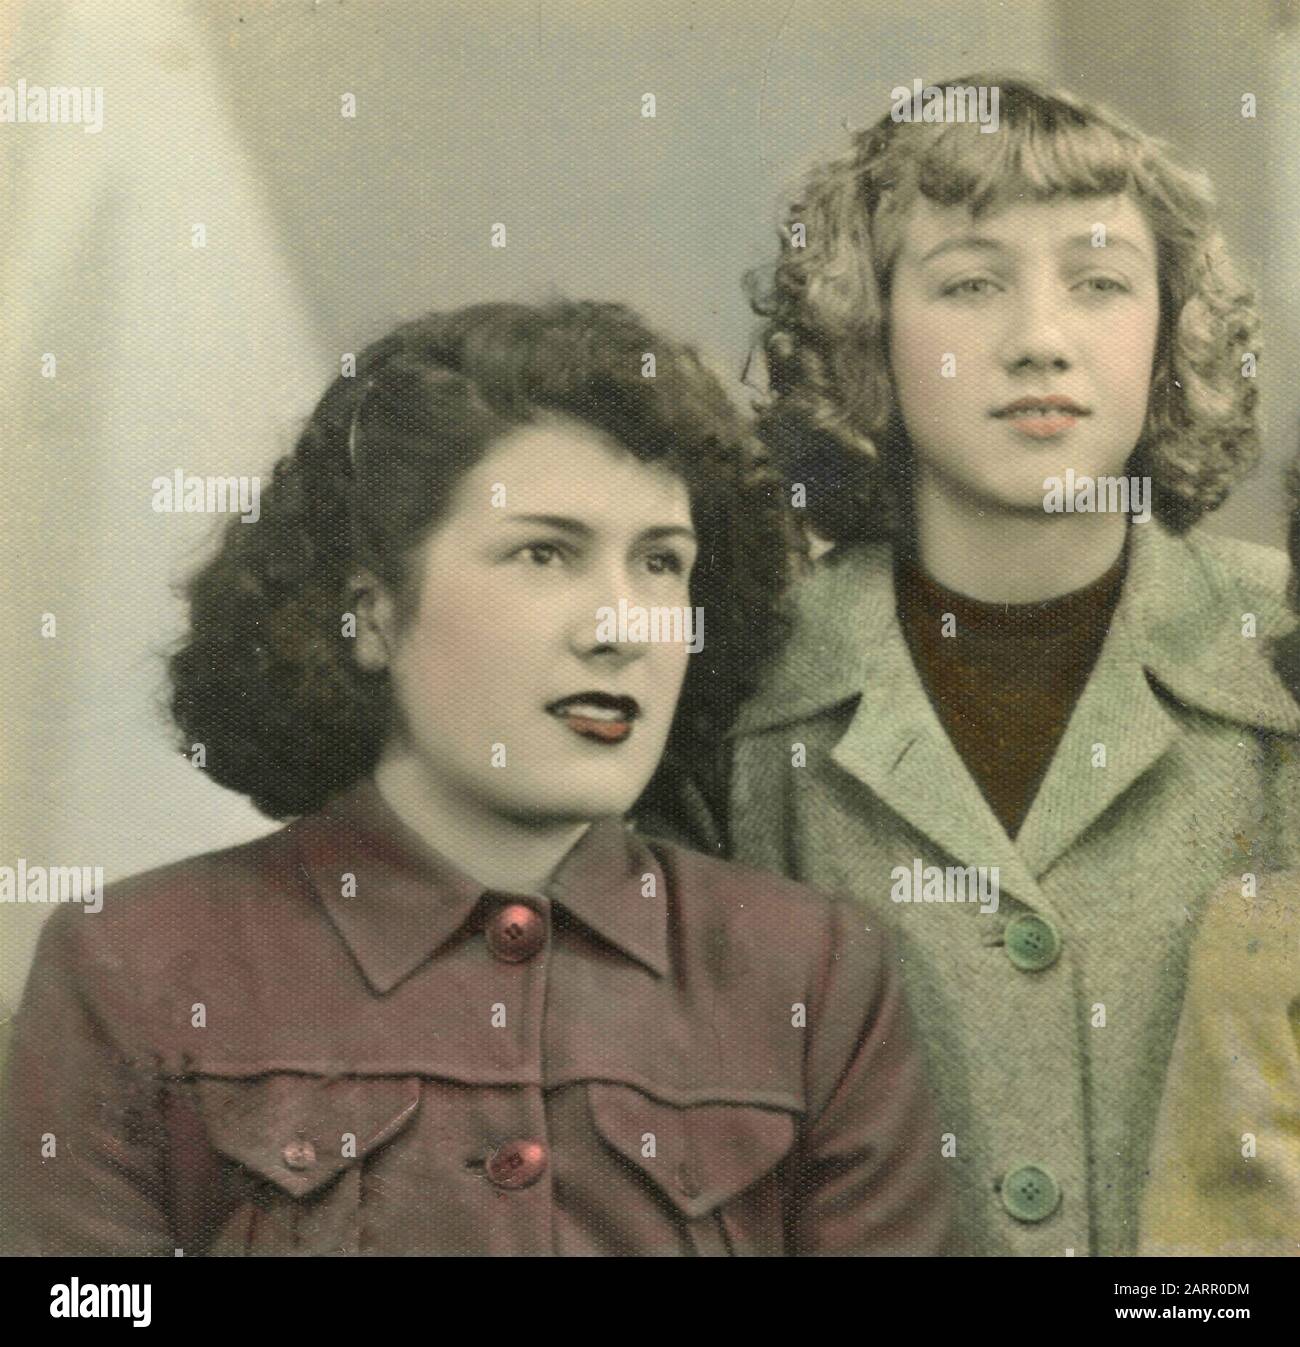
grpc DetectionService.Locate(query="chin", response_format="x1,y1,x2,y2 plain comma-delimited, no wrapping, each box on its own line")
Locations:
964,482,1057,515
497,790,639,825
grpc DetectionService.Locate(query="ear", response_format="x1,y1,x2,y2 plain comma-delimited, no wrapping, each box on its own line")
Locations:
348,569,399,672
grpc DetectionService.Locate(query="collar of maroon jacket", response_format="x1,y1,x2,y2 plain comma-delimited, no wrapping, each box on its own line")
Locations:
291,777,670,995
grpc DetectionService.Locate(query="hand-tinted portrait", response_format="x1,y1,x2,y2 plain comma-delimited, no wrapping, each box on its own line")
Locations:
2,0,1297,1273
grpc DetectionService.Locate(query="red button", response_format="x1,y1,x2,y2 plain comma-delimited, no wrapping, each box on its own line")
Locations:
485,1139,548,1188
282,1138,316,1171
485,901,546,962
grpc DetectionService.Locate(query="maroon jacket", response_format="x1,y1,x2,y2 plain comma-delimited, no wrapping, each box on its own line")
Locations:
0,778,953,1255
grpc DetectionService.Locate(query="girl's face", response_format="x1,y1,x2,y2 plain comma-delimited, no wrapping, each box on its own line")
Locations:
360,417,697,825
887,193,1161,516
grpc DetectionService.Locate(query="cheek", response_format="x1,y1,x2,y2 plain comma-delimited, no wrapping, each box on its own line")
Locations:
389,639,466,725
656,644,691,701
1097,309,1160,414
889,303,974,412
391,598,516,723
889,309,937,400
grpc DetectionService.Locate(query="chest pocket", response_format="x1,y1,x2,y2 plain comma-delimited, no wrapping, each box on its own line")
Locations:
192,1074,421,1254
587,1081,799,1255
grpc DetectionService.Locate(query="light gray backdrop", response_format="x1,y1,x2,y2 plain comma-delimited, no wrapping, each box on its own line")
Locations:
2,0,1297,1007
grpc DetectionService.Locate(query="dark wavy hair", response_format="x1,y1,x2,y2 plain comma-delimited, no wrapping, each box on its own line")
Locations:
746,72,1261,545
169,300,795,819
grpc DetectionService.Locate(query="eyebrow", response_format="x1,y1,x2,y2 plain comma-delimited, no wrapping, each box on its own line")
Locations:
502,513,697,545
918,232,1152,265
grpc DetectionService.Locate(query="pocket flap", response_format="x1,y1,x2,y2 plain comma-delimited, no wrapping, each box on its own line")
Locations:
194,1074,421,1199
587,1081,797,1220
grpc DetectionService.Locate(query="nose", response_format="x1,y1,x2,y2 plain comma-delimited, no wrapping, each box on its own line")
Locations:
1000,280,1072,373
563,558,653,665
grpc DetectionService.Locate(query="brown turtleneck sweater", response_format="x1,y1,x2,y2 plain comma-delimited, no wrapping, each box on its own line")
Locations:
895,546,1128,839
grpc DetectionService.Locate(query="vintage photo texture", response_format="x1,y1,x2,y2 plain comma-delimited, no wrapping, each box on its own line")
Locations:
1,0,1298,1262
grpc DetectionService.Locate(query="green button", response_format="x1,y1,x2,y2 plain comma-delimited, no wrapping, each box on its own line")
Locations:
1003,912,1061,971
1000,1164,1061,1223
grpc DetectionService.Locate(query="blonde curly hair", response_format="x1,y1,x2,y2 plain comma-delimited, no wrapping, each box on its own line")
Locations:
746,73,1260,544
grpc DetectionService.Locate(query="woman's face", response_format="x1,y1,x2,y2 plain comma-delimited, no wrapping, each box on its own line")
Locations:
887,193,1161,515
362,417,697,825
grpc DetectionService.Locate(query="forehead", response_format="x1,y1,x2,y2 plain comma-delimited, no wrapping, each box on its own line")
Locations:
896,193,1157,265
447,417,693,530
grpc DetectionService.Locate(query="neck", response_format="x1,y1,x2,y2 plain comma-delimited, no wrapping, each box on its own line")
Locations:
373,749,594,894
913,472,1129,602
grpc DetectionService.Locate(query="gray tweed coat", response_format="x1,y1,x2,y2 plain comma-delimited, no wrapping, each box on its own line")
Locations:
640,519,1300,1256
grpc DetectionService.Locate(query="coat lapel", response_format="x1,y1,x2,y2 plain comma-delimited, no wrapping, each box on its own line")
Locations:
1012,609,1180,876
1018,521,1300,873
735,542,1051,912
830,620,1053,911
735,523,1300,911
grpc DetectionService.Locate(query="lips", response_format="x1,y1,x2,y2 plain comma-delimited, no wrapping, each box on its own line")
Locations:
992,395,1090,418
545,692,640,744
991,395,1090,440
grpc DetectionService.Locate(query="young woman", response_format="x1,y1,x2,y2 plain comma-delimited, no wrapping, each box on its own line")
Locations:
641,75,1300,1255
0,300,952,1256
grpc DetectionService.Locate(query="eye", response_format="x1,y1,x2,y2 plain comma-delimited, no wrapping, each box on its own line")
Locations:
645,550,686,577
512,541,566,567
1076,276,1129,294
941,277,999,298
